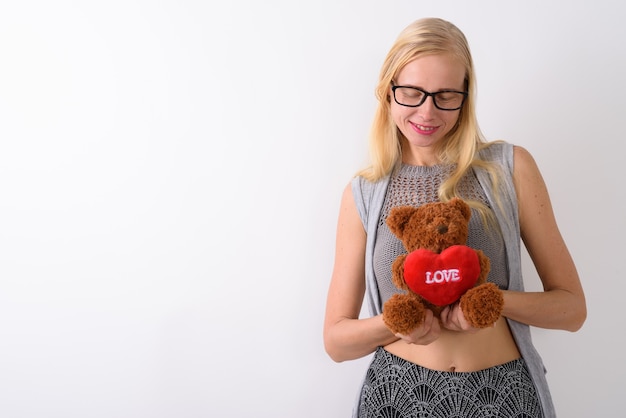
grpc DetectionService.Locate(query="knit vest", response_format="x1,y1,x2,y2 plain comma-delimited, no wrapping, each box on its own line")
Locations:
350,142,555,418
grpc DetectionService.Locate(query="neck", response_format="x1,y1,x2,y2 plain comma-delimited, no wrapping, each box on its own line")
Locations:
401,144,440,166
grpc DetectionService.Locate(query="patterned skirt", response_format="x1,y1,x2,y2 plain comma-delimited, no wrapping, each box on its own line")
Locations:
358,347,543,418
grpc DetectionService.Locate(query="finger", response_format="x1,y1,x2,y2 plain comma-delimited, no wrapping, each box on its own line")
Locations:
430,314,441,335
423,309,434,325
442,305,463,331
456,304,479,332
417,311,433,338
451,305,462,328
439,306,450,324
446,306,461,330
402,310,440,345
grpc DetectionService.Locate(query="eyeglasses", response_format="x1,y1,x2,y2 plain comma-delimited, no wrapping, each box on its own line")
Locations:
391,85,468,111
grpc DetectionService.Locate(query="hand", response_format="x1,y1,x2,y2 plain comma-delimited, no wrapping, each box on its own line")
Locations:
394,309,441,345
439,303,482,333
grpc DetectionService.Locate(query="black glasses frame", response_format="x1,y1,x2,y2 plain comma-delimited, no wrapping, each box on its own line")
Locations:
391,85,468,111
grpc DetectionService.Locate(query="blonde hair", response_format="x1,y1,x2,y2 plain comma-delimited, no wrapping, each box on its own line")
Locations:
358,17,501,216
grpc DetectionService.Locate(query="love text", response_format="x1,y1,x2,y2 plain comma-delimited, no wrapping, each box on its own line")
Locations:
425,269,461,284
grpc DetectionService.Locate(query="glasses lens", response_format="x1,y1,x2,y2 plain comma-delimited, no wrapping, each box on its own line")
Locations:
394,87,425,107
433,91,465,110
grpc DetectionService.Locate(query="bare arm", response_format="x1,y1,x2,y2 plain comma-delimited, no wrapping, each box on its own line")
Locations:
501,146,587,331
323,183,398,362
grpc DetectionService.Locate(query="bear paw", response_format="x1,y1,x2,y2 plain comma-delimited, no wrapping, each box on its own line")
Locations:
459,283,504,328
383,294,426,335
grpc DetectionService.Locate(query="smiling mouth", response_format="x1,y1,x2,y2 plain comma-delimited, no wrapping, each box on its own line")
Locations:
412,122,438,134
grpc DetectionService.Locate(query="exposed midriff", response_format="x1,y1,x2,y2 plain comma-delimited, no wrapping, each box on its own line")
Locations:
383,316,521,372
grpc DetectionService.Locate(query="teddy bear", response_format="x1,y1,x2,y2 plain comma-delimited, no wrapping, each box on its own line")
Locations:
382,197,504,335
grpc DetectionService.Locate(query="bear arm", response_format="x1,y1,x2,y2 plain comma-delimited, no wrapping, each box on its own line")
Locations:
474,249,491,284
391,254,409,290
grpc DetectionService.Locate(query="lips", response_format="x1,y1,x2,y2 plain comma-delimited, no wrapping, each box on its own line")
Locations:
411,122,439,135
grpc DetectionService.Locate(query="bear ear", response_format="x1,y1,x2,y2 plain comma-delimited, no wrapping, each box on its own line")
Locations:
450,197,471,221
386,206,417,238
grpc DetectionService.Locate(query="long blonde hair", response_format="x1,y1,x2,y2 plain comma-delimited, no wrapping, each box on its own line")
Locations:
359,18,500,210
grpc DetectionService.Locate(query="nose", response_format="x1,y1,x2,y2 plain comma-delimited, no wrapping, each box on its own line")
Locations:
418,95,437,119
436,224,448,234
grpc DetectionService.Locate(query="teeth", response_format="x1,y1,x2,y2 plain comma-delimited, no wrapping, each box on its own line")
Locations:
417,124,435,131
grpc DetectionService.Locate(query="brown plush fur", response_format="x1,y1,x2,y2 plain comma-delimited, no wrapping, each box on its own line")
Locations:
383,197,504,335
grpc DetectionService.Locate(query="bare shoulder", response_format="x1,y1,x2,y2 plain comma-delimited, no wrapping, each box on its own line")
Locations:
339,179,357,212
512,145,537,171
336,178,365,233
512,145,545,190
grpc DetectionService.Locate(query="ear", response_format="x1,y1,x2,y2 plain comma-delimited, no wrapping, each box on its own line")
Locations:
450,197,471,222
386,206,417,238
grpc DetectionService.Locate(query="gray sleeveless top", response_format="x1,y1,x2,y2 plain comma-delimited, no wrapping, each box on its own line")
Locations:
350,142,555,418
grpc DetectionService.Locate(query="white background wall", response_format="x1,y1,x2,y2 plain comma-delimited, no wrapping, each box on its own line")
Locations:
0,1,623,417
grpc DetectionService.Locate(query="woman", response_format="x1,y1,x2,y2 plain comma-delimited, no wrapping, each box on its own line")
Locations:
323,17,586,418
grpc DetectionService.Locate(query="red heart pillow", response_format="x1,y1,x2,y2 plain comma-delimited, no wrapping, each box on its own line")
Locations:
403,245,480,306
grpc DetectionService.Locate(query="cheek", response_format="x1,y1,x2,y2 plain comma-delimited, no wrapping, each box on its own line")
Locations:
390,104,410,126
442,112,461,131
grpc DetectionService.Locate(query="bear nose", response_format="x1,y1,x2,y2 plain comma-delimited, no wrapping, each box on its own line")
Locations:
437,224,448,234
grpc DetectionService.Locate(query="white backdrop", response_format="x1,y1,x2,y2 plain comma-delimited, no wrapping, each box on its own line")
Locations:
1,1,624,417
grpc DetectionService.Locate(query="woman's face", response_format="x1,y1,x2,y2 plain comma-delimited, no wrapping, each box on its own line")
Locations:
390,54,466,164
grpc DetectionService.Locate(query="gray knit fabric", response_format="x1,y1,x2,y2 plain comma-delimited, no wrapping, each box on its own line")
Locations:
359,347,543,418
350,142,555,418
373,163,508,306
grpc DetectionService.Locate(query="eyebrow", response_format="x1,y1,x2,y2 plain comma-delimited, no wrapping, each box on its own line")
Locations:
396,84,465,93
392,81,465,92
